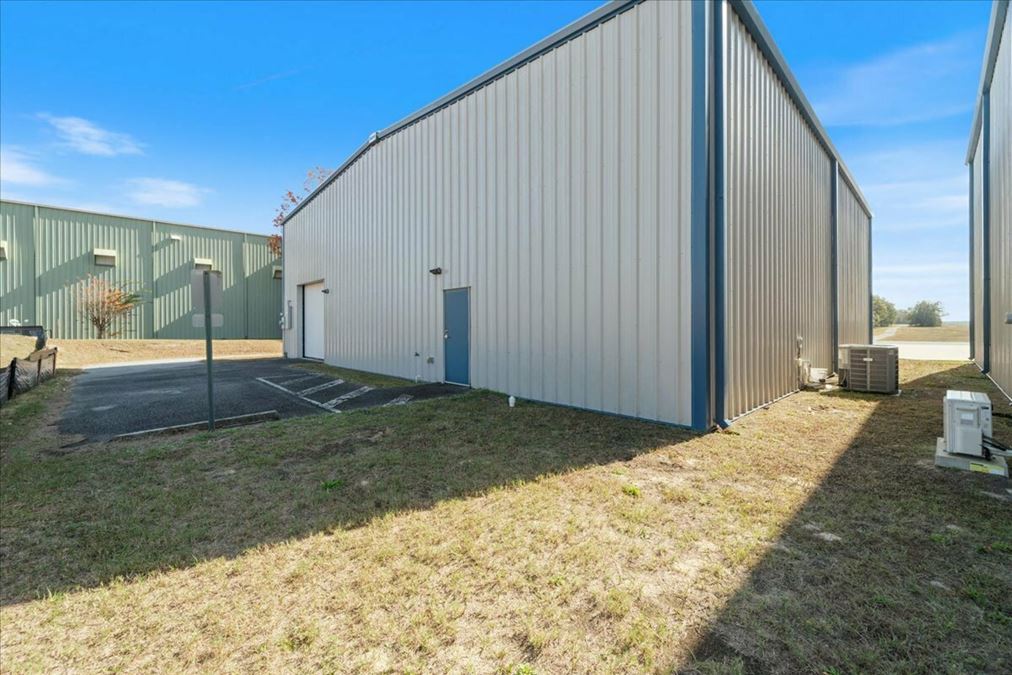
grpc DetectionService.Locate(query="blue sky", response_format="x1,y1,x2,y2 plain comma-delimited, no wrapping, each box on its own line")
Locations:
0,0,993,319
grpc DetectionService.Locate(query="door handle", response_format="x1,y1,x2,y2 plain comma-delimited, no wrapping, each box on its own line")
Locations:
443,329,449,340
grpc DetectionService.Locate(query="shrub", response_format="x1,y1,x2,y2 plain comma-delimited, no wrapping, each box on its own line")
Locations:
872,295,898,328
75,275,145,339
907,300,945,327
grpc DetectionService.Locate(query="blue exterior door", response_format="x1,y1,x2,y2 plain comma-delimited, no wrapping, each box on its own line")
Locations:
443,288,470,385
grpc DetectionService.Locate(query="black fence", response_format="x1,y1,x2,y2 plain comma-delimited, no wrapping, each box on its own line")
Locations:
0,348,58,406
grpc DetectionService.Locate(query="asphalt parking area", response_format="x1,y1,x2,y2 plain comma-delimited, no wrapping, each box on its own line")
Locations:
58,358,466,441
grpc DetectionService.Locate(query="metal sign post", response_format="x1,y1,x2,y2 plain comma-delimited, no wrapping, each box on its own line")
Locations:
191,269,224,431
203,271,215,430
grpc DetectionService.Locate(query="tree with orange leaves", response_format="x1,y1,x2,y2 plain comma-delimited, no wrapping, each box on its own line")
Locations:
75,275,145,339
268,166,331,256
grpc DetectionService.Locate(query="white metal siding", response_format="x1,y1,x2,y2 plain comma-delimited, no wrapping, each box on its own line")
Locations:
723,10,834,420
837,178,871,347
973,135,985,369
283,0,695,425
989,9,1011,396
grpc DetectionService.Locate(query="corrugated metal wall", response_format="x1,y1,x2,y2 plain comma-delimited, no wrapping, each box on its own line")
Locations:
723,10,834,420
151,222,248,339
244,240,284,339
837,177,871,347
34,207,154,339
0,200,281,339
988,9,1011,395
284,0,696,425
0,201,36,327
972,135,985,369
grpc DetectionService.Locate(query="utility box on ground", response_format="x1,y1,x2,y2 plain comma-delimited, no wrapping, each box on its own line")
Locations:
943,391,993,458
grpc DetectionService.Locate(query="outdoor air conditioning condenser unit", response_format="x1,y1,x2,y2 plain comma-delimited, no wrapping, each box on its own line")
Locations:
838,344,899,394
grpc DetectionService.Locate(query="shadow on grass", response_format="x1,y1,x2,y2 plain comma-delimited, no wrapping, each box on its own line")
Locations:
1,384,695,606
679,362,1012,674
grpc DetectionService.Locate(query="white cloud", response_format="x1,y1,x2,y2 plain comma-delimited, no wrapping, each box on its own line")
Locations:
874,255,970,319
808,33,979,127
126,178,210,208
39,114,143,156
877,262,968,277
863,175,967,232
846,141,968,233
0,147,65,187
63,201,123,214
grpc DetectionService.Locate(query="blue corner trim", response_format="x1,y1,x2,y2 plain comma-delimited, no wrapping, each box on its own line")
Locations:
966,0,1009,164
867,215,873,344
712,0,728,427
982,92,991,373
830,161,840,370
690,0,711,431
969,162,975,361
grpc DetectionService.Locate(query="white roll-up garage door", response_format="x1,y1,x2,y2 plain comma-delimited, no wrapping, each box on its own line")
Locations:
303,282,325,360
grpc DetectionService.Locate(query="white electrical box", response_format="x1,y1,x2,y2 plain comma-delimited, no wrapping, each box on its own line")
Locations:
943,391,992,457
796,358,811,386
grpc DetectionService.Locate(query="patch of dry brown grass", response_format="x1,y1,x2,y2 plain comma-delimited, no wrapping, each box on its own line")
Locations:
1,361,1009,673
0,334,39,362
874,323,969,342
47,339,282,368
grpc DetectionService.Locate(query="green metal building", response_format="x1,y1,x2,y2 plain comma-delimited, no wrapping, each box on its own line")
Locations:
0,199,282,339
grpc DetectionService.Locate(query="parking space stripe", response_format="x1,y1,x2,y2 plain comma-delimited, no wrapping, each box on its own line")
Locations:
274,374,320,387
323,386,374,409
255,377,340,413
383,394,413,407
299,379,345,395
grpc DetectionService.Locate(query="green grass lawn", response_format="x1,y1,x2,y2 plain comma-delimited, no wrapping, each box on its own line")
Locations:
874,322,970,342
1,362,1009,673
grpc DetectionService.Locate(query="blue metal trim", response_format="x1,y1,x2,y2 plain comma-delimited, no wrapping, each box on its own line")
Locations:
712,0,728,427
982,92,991,373
969,162,975,361
830,160,840,370
966,0,1009,164
283,0,644,225
728,0,872,218
867,215,873,344
690,0,711,431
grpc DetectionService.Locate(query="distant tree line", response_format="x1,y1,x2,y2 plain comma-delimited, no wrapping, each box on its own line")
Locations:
873,296,945,328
